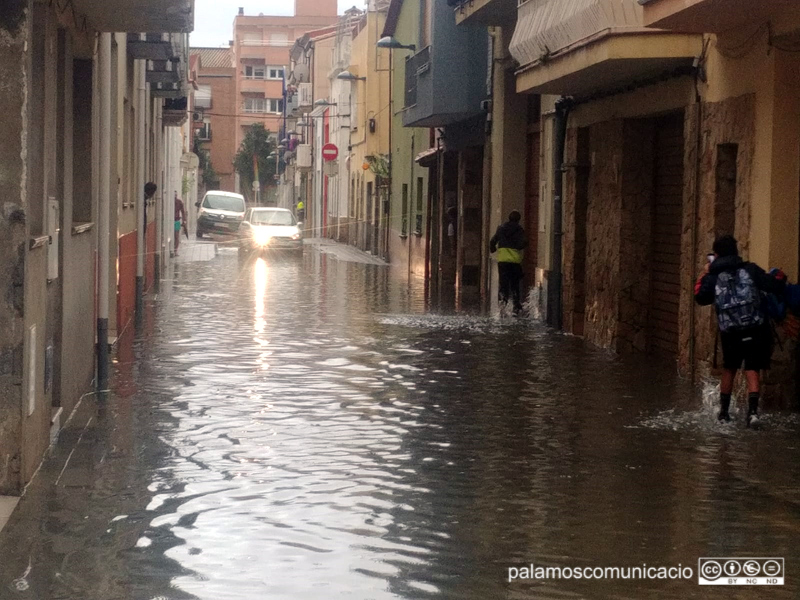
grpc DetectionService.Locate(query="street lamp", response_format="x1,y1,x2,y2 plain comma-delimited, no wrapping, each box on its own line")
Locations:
337,70,366,81
377,36,416,52
314,99,337,108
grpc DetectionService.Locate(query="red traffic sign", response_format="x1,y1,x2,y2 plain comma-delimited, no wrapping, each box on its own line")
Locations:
322,143,339,162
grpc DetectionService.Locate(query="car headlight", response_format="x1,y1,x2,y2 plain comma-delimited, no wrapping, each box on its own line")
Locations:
253,229,271,246
291,233,301,240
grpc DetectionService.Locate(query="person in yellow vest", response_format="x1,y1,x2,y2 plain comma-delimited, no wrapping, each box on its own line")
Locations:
296,199,306,223
490,211,528,315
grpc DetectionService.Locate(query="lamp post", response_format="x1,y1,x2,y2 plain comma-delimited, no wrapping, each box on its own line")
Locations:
376,36,416,260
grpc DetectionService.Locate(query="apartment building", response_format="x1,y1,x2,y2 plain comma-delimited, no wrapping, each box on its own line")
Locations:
231,1,339,201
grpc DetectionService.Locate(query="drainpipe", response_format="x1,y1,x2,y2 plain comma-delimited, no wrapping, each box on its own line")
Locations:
547,96,572,330
384,48,393,262
97,33,112,391
408,133,414,284
155,101,163,286
689,66,704,381
135,59,146,327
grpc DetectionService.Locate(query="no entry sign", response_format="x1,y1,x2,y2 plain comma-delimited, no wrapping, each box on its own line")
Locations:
322,143,338,162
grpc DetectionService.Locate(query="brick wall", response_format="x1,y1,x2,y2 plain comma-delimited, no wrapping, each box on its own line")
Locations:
198,69,237,192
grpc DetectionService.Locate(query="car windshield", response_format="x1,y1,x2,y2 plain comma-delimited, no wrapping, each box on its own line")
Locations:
251,211,296,226
202,194,245,212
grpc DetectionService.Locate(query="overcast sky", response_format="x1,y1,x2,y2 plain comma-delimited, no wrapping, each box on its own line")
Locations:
191,0,363,47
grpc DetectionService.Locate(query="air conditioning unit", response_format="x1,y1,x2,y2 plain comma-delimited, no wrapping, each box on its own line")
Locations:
298,83,313,108
296,144,312,170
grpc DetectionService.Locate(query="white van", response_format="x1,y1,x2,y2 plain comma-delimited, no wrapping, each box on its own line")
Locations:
196,191,247,238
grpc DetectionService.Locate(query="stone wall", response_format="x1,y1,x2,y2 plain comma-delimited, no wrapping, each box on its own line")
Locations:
679,95,755,377
0,0,30,495
583,120,624,350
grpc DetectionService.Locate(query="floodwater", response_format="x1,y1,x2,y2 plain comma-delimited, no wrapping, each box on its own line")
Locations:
2,241,800,600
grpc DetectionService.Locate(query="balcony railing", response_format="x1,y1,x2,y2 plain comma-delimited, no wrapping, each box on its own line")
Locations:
239,39,293,47
404,46,430,109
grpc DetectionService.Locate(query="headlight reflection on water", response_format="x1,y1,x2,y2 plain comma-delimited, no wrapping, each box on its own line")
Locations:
254,257,268,331
253,257,271,371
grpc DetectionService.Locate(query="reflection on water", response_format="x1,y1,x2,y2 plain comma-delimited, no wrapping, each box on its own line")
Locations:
1,247,800,600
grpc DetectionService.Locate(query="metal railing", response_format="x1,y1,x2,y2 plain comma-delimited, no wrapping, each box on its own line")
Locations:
404,46,430,108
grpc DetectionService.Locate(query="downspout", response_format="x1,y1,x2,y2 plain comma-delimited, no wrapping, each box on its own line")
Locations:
97,33,112,391
135,59,146,328
481,28,496,312
408,132,414,283
689,45,706,382
547,96,572,330
386,47,393,261
155,101,163,286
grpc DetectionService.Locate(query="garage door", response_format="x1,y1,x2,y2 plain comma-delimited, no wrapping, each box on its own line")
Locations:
650,113,684,357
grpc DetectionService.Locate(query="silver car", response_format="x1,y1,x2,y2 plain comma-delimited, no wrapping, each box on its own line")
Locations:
238,208,303,255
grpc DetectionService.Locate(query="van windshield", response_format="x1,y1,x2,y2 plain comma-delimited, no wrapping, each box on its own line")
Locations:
202,194,245,212
251,211,296,226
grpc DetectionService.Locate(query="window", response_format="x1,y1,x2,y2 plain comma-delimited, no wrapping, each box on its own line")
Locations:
243,98,282,114
271,32,289,46
197,119,211,140
401,184,409,237
195,84,212,109
241,31,262,45
245,65,266,79
268,66,285,80
715,144,738,238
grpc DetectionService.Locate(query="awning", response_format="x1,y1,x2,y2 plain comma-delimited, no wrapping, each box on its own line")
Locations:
415,147,440,168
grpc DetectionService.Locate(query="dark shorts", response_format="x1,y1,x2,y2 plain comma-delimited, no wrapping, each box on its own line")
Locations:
720,325,772,371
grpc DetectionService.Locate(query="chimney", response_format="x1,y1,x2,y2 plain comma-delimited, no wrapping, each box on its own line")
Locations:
238,7,244,15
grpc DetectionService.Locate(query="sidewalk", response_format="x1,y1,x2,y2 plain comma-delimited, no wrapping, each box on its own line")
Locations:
306,238,387,266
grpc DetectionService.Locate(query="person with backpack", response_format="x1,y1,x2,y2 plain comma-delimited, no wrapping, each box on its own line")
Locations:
694,235,786,427
490,211,528,315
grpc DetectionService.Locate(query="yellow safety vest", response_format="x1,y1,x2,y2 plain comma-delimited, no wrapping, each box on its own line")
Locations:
297,201,305,210
497,247,523,264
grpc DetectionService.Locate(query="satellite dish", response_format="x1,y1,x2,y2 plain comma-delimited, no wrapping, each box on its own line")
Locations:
293,64,310,83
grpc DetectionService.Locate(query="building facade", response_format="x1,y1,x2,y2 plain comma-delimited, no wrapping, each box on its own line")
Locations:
191,48,238,193
0,0,193,495
232,2,339,203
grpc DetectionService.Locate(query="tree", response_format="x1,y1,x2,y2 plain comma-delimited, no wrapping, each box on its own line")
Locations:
193,136,218,191
234,124,278,201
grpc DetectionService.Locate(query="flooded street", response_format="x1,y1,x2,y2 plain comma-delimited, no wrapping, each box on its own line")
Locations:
2,241,800,600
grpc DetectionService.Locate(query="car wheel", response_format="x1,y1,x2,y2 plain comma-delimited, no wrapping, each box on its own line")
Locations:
196,230,203,239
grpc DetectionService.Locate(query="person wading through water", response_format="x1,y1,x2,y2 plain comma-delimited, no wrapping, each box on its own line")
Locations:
694,235,786,428
490,211,528,316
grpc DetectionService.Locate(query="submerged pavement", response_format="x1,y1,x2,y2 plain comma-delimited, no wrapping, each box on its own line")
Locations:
1,241,800,599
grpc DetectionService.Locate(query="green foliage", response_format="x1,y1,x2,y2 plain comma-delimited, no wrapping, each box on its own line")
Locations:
193,137,219,189
367,154,390,181
234,124,277,197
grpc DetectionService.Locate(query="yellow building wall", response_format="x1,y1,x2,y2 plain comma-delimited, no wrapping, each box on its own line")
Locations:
347,11,390,237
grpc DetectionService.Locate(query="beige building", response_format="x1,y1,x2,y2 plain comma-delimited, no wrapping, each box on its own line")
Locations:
0,0,192,496
344,5,391,256
455,0,800,405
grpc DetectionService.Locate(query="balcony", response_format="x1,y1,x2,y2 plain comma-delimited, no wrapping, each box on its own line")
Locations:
510,0,702,97
401,1,489,128
73,0,194,32
642,0,800,34
454,0,517,27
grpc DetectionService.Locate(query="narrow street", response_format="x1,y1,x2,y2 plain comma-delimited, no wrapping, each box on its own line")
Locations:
1,241,800,600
